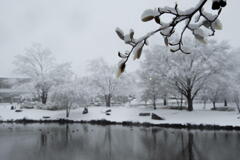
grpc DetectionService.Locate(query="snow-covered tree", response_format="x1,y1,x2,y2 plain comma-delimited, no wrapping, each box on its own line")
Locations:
203,75,226,109
139,74,162,109
115,0,227,76
139,46,170,109
231,78,240,113
202,57,233,109
140,39,229,111
232,88,240,113
227,48,240,113
14,43,73,104
50,78,90,117
88,59,133,107
168,39,229,111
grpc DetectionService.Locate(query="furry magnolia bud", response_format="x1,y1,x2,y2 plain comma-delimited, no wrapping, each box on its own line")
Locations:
202,20,211,28
220,0,227,7
193,29,207,44
213,19,223,30
154,17,160,24
116,61,126,78
129,29,134,40
212,0,220,10
115,27,124,40
133,42,144,60
141,9,155,22
164,37,169,47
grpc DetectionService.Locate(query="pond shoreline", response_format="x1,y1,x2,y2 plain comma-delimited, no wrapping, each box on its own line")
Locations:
1,118,240,131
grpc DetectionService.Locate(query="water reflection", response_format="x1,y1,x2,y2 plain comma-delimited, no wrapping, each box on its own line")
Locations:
0,124,239,160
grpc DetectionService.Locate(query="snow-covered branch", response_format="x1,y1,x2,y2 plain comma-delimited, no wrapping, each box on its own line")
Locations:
116,0,227,76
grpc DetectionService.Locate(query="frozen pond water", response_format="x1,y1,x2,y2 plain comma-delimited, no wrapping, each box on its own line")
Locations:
0,123,239,160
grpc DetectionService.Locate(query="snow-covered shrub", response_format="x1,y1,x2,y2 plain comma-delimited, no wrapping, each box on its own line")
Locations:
20,102,35,109
50,79,90,117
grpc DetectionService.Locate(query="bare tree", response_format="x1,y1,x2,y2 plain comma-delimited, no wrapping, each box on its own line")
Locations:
115,0,227,76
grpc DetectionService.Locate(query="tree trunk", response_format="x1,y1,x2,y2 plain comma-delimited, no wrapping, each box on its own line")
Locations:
163,96,167,106
40,132,47,147
144,100,147,106
203,100,206,109
65,124,69,145
180,94,183,110
66,107,70,118
105,94,111,107
233,94,240,113
188,132,194,160
187,96,193,111
237,105,240,113
213,101,216,110
41,91,48,104
224,99,227,107
153,95,156,110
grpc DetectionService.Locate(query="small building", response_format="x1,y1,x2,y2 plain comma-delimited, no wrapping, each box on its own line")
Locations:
0,77,30,103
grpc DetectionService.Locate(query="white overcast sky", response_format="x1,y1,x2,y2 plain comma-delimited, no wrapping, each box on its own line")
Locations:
0,0,239,77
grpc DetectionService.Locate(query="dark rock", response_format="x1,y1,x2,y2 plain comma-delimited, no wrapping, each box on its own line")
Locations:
106,109,111,113
10,106,15,110
151,113,164,120
43,116,50,119
82,107,88,114
139,113,150,116
15,110,23,113
106,112,111,116
23,106,34,109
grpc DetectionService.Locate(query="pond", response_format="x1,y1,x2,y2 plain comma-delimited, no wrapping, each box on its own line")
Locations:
0,123,239,160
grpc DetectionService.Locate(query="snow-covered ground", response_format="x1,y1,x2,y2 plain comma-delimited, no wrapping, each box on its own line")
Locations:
0,103,239,127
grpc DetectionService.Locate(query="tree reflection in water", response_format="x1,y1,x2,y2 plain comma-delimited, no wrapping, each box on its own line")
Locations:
0,124,239,160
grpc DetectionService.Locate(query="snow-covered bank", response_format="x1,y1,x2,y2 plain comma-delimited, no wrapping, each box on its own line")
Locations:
0,103,240,129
